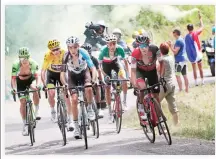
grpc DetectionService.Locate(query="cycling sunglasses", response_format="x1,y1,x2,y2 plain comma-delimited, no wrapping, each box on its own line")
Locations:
139,43,148,49
51,48,60,52
19,57,29,61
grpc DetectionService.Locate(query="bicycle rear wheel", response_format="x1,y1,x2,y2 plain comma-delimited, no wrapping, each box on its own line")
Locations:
81,103,88,149
28,103,35,146
91,99,99,138
57,102,67,146
152,98,172,145
136,99,155,143
114,94,122,134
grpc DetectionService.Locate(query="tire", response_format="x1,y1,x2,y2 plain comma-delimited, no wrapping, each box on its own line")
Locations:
58,102,67,146
210,63,215,76
136,99,155,143
28,103,35,146
114,94,122,134
152,98,172,145
81,102,88,149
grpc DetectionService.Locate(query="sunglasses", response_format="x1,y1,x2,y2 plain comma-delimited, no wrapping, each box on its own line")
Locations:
19,57,29,61
51,48,60,52
108,42,117,46
139,43,148,49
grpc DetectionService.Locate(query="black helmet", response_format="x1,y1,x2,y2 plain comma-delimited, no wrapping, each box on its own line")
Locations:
135,34,150,44
81,43,92,54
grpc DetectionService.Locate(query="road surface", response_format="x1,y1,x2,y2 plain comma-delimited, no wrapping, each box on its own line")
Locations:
4,69,215,155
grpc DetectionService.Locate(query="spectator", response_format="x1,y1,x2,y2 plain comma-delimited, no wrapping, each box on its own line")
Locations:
168,29,189,92
212,26,215,50
185,10,204,86
159,42,179,126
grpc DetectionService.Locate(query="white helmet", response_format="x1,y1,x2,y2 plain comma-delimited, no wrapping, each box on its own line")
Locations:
66,36,80,46
97,20,106,27
104,34,118,42
112,28,122,35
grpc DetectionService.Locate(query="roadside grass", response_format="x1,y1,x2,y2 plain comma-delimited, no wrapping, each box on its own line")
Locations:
123,83,215,140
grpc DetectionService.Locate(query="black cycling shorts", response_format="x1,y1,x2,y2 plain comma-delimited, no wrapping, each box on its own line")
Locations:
16,75,35,98
175,62,187,76
136,68,160,93
67,68,92,95
102,58,123,77
46,70,63,86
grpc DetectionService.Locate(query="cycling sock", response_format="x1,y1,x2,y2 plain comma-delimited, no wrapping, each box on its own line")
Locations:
108,105,111,114
35,105,39,111
88,103,92,109
22,119,26,125
123,93,127,103
51,107,55,112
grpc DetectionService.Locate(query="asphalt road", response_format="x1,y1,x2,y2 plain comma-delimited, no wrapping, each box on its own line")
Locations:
4,69,215,155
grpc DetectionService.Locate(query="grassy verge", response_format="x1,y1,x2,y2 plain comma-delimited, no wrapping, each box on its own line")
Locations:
123,83,215,140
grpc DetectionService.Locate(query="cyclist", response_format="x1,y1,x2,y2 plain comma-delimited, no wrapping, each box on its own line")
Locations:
11,47,40,136
81,43,105,118
41,39,73,131
60,36,97,139
130,34,164,121
98,34,129,123
132,31,139,49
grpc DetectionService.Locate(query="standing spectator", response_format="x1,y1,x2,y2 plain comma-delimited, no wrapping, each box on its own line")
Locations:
212,26,215,50
185,10,204,86
168,29,189,92
158,42,179,126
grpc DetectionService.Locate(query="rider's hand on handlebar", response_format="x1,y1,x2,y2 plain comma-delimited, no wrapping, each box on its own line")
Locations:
11,89,16,95
42,85,47,91
104,75,110,83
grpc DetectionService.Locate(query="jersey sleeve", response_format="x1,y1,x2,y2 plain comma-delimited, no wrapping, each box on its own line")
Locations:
92,57,99,69
41,52,49,70
30,59,39,77
131,50,138,69
80,48,94,68
175,39,182,48
11,60,19,78
98,47,105,61
118,46,125,59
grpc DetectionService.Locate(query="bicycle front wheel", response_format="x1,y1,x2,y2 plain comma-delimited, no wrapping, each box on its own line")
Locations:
28,103,35,146
136,99,155,143
153,98,172,145
57,102,67,146
81,103,88,149
114,94,122,134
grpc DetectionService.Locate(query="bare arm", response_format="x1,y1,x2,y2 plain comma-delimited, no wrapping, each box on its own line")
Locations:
130,57,137,87
41,69,46,86
170,45,180,55
197,10,204,32
11,78,17,90
123,59,129,76
60,72,67,85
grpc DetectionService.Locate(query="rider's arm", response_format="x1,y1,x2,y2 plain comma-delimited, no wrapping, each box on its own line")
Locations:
119,47,129,75
41,53,49,86
31,60,40,86
93,57,103,81
81,49,98,82
60,53,68,85
130,57,137,87
11,61,18,90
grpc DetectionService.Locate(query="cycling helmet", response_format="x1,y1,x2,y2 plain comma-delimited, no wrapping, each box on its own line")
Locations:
136,34,150,44
138,29,146,35
97,20,106,28
132,31,139,39
47,39,60,50
18,47,30,58
66,36,80,46
81,43,92,53
112,28,122,35
212,26,216,33
104,34,118,42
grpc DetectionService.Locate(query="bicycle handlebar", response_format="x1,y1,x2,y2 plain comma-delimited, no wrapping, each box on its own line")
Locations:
109,79,130,82
12,88,41,102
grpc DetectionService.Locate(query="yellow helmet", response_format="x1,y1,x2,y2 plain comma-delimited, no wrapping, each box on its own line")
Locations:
132,31,139,39
47,39,60,50
138,29,146,35
126,38,134,44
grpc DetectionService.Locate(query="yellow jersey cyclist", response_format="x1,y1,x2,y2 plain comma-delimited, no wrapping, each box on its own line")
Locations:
81,43,105,118
11,47,40,136
41,39,73,131
98,34,130,123
60,36,97,139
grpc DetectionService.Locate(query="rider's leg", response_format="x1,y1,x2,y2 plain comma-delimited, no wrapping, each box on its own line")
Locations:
19,97,28,136
32,91,40,118
48,89,56,121
84,69,95,121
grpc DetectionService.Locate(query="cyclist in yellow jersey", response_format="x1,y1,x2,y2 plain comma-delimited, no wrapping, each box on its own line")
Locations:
41,39,73,131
